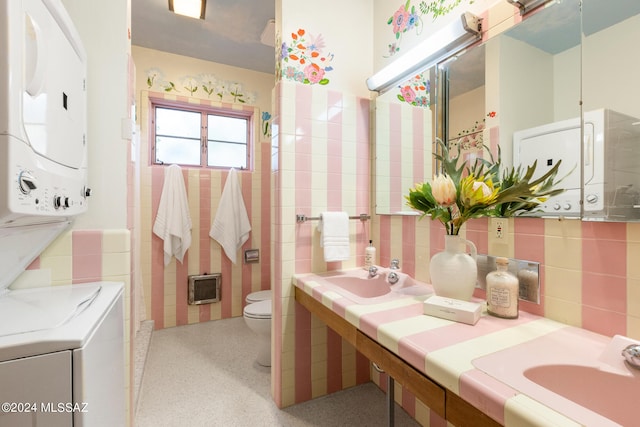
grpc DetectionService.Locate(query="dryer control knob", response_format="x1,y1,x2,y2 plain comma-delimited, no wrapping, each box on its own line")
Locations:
586,194,598,204
563,203,572,210
63,197,70,209
18,171,37,195
553,203,561,210
53,196,62,210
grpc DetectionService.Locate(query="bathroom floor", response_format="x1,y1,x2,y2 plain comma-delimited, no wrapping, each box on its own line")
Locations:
136,317,419,427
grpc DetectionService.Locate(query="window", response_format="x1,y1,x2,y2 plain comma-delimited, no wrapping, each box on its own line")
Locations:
151,98,252,169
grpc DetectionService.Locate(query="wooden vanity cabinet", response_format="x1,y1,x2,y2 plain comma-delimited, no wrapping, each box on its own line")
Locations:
355,330,445,417
294,287,502,426
446,391,501,427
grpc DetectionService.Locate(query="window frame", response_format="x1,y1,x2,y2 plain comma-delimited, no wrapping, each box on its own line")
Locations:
149,96,254,170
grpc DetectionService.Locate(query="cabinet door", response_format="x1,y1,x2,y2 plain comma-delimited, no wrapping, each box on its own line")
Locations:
0,351,73,427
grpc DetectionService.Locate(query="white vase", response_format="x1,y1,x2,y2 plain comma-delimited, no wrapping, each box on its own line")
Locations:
429,234,478,301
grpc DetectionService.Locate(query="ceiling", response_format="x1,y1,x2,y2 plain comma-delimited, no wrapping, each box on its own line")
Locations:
447,0,640,98
131,0,276,74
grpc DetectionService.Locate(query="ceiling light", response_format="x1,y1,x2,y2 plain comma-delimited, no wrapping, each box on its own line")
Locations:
506,0,552,15
261,19,275,47
168,0,206,20
366,12,481,93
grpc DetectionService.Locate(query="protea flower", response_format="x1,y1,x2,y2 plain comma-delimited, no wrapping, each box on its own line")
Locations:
431,174,457,207
459,175,498,208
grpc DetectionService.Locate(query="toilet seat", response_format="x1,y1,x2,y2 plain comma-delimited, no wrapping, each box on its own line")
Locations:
243,300,271,319
246,290,272,304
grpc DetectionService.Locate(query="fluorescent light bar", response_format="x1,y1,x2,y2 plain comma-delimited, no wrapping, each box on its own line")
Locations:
366,12,481,93
506,0,551,15
168,0,206,20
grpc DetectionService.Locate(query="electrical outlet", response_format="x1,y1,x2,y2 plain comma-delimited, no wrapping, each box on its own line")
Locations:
493,218,507,240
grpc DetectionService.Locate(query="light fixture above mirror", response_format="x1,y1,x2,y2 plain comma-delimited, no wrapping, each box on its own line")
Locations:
506,0,553,15
168,0,206,20
366,12,482,94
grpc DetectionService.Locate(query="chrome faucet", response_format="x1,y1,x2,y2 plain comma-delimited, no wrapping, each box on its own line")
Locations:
622,344,640,369
388,272,399,284
390,258,400,270
368,265,378,278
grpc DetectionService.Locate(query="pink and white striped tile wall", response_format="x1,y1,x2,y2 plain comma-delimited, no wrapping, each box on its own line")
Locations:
139,92,271,330
26,228,133,423
270,77,640,423
272,81,372,408
27,229,131,285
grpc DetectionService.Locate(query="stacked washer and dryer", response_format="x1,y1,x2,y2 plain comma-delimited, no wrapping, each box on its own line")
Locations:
0,1,125,426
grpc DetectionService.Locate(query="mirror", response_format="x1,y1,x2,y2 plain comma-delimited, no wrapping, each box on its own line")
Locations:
443,0,582,218
374,0,582,215
374,0,640,219
580,0,640,221
374,68,435,215
441,43,486,162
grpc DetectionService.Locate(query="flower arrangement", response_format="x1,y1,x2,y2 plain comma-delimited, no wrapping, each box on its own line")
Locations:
406,139,567,235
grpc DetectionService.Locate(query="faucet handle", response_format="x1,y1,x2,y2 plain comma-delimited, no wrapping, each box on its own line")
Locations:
368,266,378,278
622,344,640,369
390,258,400,270
388,271,399,284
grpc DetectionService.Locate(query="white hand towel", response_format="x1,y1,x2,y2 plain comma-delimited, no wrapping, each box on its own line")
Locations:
209,168,251,264
152,164,192,266
317,211,350,262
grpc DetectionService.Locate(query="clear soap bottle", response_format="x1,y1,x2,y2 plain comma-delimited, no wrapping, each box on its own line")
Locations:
486,257,519,319
364,240,376,269
517,262,539,302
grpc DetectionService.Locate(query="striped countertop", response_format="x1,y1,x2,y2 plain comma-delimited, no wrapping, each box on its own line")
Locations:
293,269,621,427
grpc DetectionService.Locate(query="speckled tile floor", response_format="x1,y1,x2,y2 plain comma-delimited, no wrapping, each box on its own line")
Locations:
135,317,419,427
134,319,154,410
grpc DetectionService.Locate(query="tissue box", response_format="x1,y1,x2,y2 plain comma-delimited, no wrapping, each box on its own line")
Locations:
423,295,483,325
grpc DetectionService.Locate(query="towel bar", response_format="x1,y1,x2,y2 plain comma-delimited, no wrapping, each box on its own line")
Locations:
296,213,370,223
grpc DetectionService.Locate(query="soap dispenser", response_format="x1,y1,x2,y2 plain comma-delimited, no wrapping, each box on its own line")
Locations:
486,257,519,319
364,240,376,269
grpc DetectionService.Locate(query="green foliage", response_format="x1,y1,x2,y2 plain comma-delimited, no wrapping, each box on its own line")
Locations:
419,0,474,20
406,138,570,234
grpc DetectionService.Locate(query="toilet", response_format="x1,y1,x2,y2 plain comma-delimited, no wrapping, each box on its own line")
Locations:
243,290,272,367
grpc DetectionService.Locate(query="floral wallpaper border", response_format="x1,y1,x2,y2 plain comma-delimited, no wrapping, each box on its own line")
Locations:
397,72,431,108
146,68,257,104
386,0,475,57
145,68,272,140
448,112,495,155
279,28,334,85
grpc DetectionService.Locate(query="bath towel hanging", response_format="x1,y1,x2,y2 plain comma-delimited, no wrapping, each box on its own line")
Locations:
317,211,350,262
153,164,192,266
209,168,251,264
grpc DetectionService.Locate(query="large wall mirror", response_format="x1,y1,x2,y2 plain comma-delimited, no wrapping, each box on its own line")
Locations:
374,0,640,220
374,68,435,215
580,0,640,221
444,0,581,217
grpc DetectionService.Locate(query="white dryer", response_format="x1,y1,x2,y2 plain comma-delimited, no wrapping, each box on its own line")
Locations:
0,1,125,425
0,282,125,427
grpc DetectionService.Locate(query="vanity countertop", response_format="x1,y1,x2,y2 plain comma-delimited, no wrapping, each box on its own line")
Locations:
293,269,635,427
